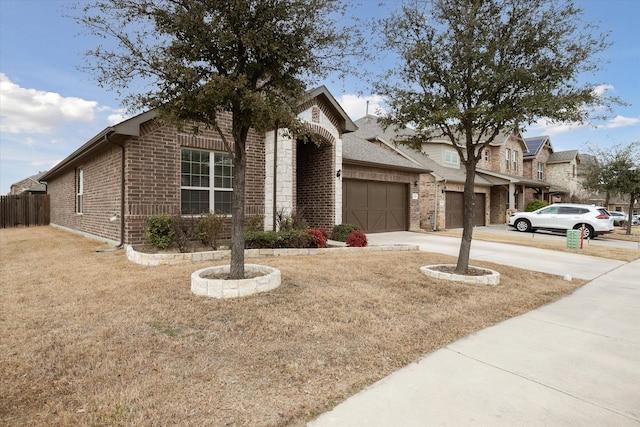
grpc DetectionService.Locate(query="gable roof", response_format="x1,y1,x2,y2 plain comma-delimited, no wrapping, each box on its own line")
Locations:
350,116,493,185
40,110,158,182
342,132,430,173
41,87,352,182
304,86,357,134
523,135,551,158
547,149,579,164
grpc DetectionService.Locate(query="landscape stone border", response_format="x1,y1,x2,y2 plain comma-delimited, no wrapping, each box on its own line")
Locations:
191,264,281,299
420,264,501,286
125,244,419,266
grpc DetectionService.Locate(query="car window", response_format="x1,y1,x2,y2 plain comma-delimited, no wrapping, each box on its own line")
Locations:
598,208,610,216
558,207,581,215
579,208,589,214
539,206,559,214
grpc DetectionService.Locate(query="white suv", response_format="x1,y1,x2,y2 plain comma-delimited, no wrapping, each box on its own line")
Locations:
508,203,614,239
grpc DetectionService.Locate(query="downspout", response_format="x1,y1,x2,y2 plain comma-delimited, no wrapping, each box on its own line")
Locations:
272,123,278,231
106,134,126,248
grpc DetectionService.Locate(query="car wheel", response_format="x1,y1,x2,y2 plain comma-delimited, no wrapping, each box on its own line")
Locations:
574,224,595,239
514,219,531,232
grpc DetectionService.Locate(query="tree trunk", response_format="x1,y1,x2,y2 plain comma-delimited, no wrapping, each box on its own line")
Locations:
229,138,247,279
456,155,477,274
627,197,635,235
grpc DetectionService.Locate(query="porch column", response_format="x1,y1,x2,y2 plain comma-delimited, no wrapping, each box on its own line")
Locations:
508,182,516,210
264,129,294,230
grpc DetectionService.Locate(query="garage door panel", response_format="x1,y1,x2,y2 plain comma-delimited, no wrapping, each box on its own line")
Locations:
367,182,388,209
446,191,486,228
343,180,408,233
346,210,368,230
388,209,405,229
368,211,386,232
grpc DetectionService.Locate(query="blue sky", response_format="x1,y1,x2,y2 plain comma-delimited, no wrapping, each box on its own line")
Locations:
1,0,639,194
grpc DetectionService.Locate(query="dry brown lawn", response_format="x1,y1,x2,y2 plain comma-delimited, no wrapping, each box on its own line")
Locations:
1,227,585,426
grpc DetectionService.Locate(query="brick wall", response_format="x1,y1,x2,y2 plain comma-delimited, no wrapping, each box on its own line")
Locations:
296,139,335,230
124,115,266,244
47,114,266,246
48,143,123,243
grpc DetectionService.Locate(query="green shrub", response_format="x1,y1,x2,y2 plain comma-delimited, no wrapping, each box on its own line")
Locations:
526,199,549,212
244,229,314,249
245,214,264,232
346,230,368,247
145,215,174,249
331,223,359,242
197,212,225,250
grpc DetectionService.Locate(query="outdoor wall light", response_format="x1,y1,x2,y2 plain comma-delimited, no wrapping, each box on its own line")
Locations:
414,180,419,187
336,169,342,178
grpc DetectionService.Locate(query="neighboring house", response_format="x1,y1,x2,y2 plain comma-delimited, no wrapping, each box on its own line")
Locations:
40,87,427,245
9,171,48,195
545,149,580,202
521,135,574,205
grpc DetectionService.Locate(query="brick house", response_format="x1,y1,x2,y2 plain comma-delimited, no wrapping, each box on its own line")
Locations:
40,87,426,245
9,171,47,195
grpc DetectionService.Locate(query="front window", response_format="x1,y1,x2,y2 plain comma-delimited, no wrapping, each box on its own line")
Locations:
181,148,233,215
76,167,83,214
537,162,544,180
513,150,518,172
505,148,511,170
444,149,459,165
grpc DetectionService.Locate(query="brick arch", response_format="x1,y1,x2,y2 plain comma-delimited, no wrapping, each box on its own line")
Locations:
301,122,336,146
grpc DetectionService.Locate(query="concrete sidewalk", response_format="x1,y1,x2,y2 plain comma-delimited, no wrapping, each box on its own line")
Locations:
309,234,640,426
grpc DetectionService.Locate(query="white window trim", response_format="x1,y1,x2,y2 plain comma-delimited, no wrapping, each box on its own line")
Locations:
537,162,544,180
505,148,511,170
181,149,233,215
513,150,518,172
76,167,83,215
444,149,459,165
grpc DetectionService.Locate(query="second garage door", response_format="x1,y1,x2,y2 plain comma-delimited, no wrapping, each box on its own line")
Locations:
445,192,486,228
343,179,408,232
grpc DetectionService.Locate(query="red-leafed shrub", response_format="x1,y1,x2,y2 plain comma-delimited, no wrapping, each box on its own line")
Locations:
306,228,328,248
346,230,368,247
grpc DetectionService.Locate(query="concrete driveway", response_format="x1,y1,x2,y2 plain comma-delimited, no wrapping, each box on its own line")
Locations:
366,231,627,280
309,232,640,426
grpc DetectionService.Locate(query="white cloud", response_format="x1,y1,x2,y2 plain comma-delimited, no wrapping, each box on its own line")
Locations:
593,84,614,97
337,93,387,121
0,73,98,134
526,118,588,136
107,109,132,125
602,115,640,129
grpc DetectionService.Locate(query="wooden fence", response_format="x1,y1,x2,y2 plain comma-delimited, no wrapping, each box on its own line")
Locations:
0,194,50,229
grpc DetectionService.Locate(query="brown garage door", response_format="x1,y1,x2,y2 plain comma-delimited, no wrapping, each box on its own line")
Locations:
445,192,486,228
343,180,408,232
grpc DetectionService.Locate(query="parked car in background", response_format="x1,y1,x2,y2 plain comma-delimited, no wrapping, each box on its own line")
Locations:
508,203,614,239
609,211,628,226
634,214,640,225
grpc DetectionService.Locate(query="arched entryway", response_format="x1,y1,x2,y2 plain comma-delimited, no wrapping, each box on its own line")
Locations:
295,135,335,230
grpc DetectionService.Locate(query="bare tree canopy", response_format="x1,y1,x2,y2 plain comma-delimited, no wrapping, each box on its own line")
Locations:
376,0,619,272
